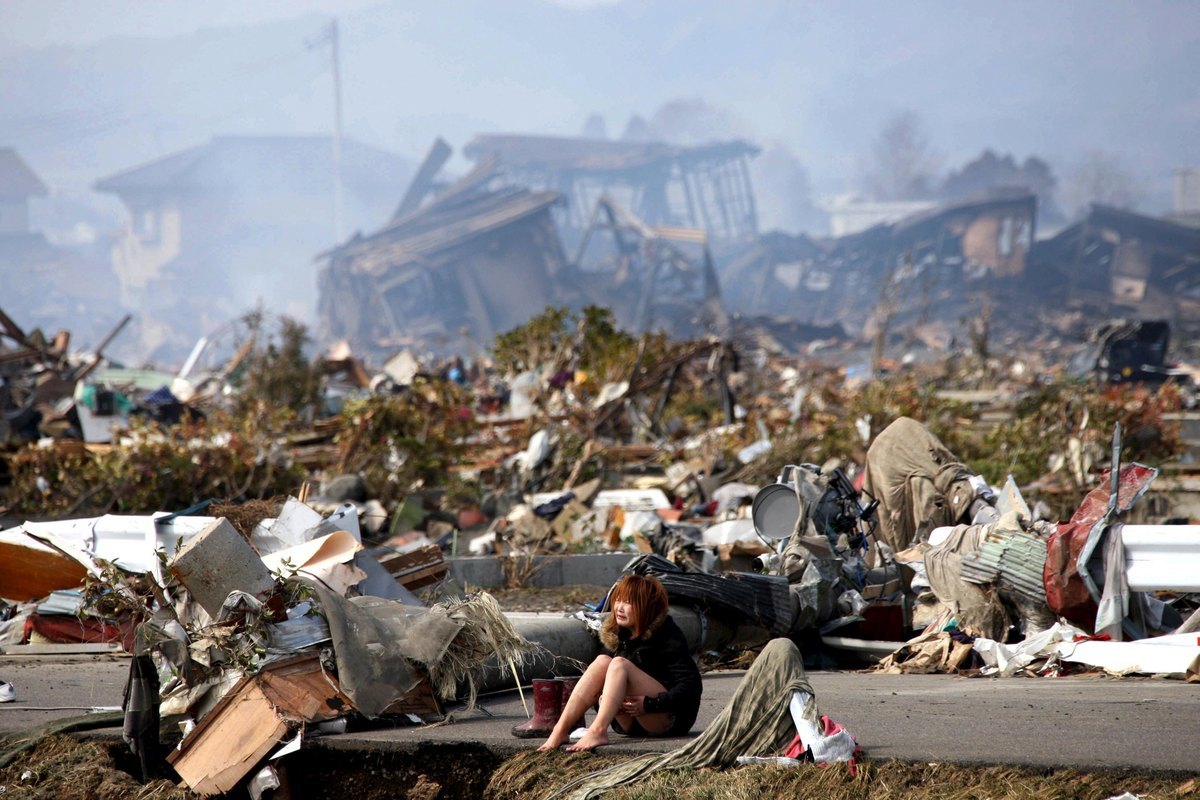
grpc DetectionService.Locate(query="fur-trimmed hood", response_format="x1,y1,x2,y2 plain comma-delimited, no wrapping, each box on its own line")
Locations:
599,604,669,651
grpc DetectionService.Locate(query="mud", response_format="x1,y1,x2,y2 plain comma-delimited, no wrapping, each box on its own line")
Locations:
289,743,504,800
2,732,1198,799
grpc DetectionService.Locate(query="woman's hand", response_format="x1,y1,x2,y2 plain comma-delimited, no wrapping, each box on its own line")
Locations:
620,695,646,716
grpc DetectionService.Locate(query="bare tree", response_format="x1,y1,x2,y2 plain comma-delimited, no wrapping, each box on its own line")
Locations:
965,294,995,388
869,252,913,374
751,141,824,233
1064,150,1143,219
865,110,940,201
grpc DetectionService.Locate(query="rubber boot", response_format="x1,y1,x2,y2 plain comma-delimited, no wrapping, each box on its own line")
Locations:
511,678,563,738
556,677,586,732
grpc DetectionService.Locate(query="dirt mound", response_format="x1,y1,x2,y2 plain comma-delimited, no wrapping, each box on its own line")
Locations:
486,750,1200,800
0,734,194,800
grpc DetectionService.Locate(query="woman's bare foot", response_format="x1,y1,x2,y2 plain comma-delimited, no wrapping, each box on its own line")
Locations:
537,731,569,752
565,729,610,752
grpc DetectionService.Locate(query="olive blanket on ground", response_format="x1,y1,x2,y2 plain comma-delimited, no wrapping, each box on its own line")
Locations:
546,637,819,800
863,416,977,553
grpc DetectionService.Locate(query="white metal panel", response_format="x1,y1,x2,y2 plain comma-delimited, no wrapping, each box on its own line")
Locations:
1122,525,1200,592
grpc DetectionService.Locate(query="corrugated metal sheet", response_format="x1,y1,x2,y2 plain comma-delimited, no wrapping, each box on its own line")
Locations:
35,589,86,616
960,528,1047,604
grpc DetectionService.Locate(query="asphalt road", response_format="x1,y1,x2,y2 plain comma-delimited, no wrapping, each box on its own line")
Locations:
2,653,1198,775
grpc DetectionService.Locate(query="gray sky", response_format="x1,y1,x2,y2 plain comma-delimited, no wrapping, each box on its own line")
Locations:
2,0,1197,213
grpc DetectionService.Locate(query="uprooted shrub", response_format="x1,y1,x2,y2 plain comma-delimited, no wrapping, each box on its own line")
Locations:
2,411,307,517
736,372,1183,518
229,309,325,419
332,381,473,506
737,371,981,487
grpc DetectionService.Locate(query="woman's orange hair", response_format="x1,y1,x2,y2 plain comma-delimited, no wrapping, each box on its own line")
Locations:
607,574,668,639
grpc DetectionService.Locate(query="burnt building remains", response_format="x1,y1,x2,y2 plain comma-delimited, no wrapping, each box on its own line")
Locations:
462,134,760,245
318,136,750,359
316,133,1200,360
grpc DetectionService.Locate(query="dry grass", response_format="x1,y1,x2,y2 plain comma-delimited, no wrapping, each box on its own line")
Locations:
3,733,1197,799
485,749,628,799
427,591,542,711
209,497,285,539
488,585,610,613
486,752,1200,800
0,735,195,800
502,554,547,589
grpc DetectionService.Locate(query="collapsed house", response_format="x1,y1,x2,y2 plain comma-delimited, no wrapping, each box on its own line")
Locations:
462,133,761,246
317,140,735,359
718,191,1038,343
569,197,727,337
1032,204,1200,339
318,179,566,356
720,193,1200,358
315,132,1200,362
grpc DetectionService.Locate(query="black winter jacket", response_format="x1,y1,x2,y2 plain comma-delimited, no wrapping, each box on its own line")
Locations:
600,610,702,734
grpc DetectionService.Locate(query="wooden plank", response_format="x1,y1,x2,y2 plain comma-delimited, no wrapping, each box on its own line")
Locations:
377,545,443,574
169,652,365,794
376,546,448,590
392,563,448,590
168,679,288,797
391,137,452,221
256,653,352,722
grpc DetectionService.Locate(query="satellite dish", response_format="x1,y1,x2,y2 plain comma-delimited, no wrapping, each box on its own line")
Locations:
751,483,800,541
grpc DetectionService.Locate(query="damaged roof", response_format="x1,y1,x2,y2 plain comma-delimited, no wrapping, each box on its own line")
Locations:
463,133,759,174
1081,203,1200,250
0,148,48,198
889,190,1037,238
93,135,412,194
323,187,560,276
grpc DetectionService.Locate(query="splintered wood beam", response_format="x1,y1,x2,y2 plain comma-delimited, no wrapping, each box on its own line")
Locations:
0,306,30,345
73,313,132,382
738,156,758,234
391,137,452,221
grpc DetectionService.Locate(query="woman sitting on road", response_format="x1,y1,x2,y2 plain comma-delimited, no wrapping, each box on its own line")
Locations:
538,573,703,752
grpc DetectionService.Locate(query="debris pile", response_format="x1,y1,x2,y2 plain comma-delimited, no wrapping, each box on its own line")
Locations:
307,132,1200,368
863,421,1200,680
0,495,537,796
1,325,1199,797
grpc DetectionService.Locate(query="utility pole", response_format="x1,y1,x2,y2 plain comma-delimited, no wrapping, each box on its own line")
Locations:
329,18,345,242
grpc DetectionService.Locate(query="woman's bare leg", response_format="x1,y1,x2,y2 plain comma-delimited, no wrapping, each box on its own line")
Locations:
567,657,669,752
537,655,611,751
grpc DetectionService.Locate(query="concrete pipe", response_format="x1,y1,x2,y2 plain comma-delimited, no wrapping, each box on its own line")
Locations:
467,605,761,697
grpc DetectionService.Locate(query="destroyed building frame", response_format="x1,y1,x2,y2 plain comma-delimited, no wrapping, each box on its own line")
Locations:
463,133,761,244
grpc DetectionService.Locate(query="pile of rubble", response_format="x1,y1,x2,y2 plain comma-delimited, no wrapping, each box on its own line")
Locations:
0,494,539,796
0,400,1198,796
